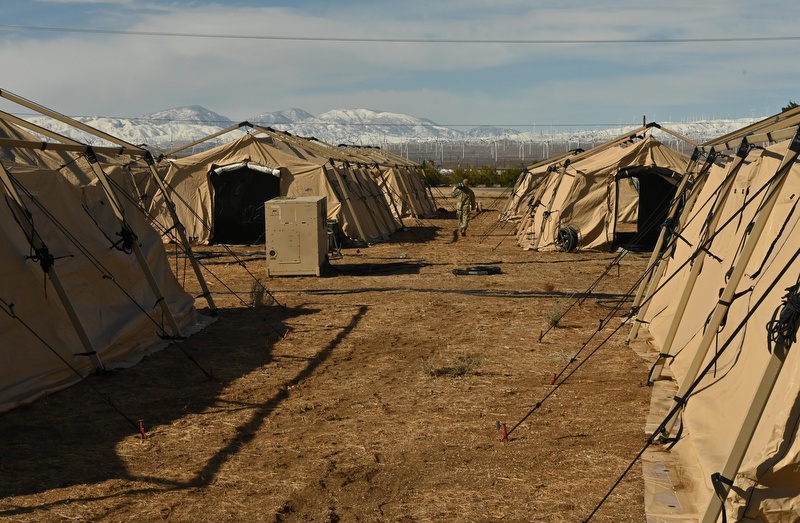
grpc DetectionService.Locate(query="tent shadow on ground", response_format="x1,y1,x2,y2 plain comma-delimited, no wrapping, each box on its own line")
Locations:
490,255,623,265
0,303,363,506
428,210,457,220
323,260,426,277
386,225,440,243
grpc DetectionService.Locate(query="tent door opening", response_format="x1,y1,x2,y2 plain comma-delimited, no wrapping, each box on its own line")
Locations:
614,167,679,251
209,165,281,244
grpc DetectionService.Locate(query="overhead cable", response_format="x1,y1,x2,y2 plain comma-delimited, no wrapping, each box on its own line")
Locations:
2,24,800,45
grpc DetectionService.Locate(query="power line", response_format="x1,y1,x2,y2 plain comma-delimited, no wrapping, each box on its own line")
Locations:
2,24,800,44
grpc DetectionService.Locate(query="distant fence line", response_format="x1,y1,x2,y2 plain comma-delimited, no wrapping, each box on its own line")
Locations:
157,128,707,166
384,136,697,169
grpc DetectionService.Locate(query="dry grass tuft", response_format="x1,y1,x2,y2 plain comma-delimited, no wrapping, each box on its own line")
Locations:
546,295,572,327
250,280,272,307
422,352,482,378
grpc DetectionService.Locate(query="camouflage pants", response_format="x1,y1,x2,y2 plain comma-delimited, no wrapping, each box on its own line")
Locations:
456,205,471,232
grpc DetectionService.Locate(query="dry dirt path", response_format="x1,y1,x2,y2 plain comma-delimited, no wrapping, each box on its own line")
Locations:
0,190,654,522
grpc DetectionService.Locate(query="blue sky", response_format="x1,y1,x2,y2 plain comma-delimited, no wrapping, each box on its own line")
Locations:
1,0,798,130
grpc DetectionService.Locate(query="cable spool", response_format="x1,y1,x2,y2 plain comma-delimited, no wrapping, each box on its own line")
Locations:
557,226,579,252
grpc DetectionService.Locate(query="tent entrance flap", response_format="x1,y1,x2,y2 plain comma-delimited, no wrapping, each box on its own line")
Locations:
209,164,281,244
615,167,679,251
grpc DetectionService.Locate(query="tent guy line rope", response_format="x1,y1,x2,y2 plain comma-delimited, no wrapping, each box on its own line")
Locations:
501,164,779,439
504,256,653,438
534,177,676,342
103,166,288,318
627,147,792,319
584,133,800,520
149,172,287,310
2,170,227,381
535,249,630,342
0,294,141,432
109,158,286,312
3,173,181,339
2,191,223,383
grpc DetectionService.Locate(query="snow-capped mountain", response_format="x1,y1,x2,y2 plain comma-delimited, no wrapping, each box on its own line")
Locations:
145,106,233,126
249,108,314,125
250,108,463,145
464,126,516,139
25,105,235,151
20,104,761,154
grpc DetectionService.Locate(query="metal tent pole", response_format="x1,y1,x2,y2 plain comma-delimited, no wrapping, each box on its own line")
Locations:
142,154,218,314
638,147,745,382
626,148,703,343
700,287,800,523
0,102,218,317
0,162,105,370
701,340,793,522
661,128,800,438
83,150,183,338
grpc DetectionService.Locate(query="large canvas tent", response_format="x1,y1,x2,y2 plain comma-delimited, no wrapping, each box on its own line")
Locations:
499,150,579,223
0,90,216,411
626,107,800,522
336,144,437,220
153,126,399,245
513,130,691,252
249,127,400,241
0,162,209,413
0,89,214,413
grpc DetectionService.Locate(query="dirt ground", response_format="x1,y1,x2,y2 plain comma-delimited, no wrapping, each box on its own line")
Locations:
0,188,655,522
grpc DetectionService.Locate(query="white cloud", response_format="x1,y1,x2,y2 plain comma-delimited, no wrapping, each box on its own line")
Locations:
1,1,799,126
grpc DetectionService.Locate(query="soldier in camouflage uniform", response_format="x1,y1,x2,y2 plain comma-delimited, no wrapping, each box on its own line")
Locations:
451,179,476,237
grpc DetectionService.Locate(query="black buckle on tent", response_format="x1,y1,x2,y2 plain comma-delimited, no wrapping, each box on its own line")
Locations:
698,245,723,263
718,288,752,309
711,472,734,523
655,412,684,449
29,247,56,273
112,228,138,254
666,419,683,449
646,353,673,386
673,232,693,247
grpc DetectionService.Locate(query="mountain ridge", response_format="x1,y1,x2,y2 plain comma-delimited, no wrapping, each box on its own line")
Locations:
24,105,761,153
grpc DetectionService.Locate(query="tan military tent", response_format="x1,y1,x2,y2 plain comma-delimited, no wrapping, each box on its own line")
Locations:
514,134,689,251
249,128,399,241
337,144,437,220
627,107,800,521
0,89,214,413
151,134,392,243
499,151,575,223
153,127,398,244
0,162,211,413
